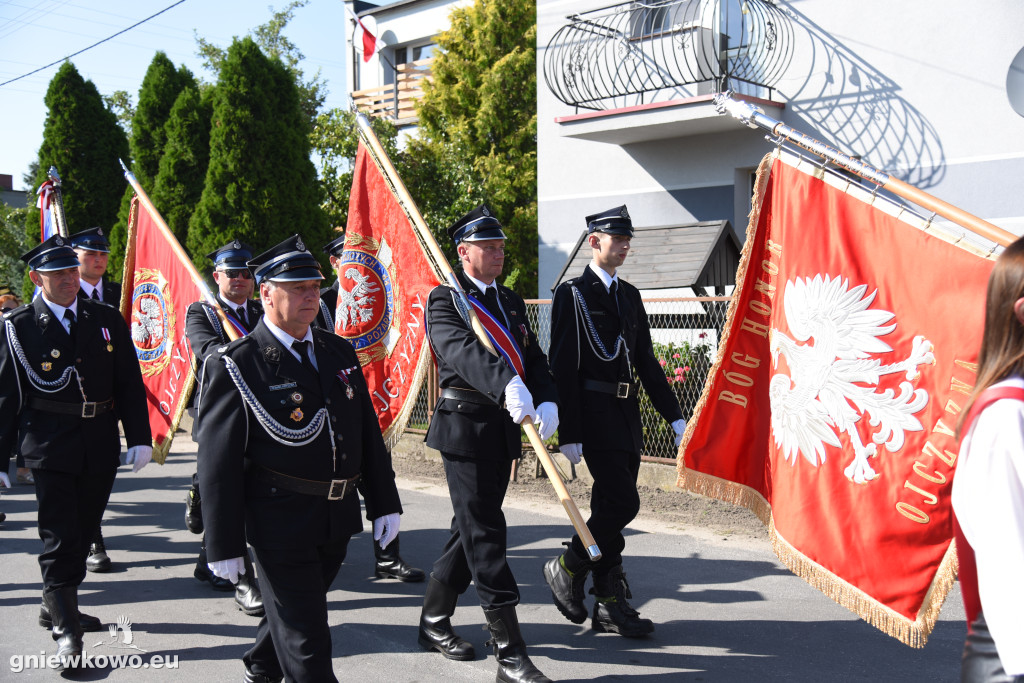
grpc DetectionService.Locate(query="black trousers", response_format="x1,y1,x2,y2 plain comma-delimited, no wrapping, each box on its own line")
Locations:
431,454,519,609
33,466,117,590
570,447,641,575
245,538,350,683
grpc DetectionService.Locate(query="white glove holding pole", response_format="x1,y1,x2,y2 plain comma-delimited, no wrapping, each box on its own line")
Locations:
534,402,559,441
672,419,687,448
559,443,583,465
503,375,537,425
0,472,9,488
209,557,246,584
373,513,401,550
126,445,153,473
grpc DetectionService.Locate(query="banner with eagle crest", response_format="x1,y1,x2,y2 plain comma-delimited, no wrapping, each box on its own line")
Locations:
677,148,997,646
334,141,441,445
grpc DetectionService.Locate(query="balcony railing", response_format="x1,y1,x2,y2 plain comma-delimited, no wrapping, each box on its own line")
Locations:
353,57,434,122
544,0,793,111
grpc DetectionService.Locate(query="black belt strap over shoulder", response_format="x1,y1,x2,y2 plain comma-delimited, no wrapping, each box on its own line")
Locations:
440,387,498,406
27,396,114,418
582,379,635,399
257,467,361,501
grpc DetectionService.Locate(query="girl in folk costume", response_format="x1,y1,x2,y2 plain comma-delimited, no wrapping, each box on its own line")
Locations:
953,236,1024,682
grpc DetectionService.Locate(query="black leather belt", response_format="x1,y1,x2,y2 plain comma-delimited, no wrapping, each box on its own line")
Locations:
257,467,361,501
582,379,635,399
27,397,113,418
440,387,497,406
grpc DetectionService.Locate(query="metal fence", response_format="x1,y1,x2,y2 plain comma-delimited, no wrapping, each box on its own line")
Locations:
405,296,733,459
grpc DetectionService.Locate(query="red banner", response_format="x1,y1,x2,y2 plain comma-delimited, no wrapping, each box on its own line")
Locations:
122,195,199,463
334,142,440,445
678,150,996,646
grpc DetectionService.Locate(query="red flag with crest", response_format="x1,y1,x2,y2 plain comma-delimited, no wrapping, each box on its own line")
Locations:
334,141,441,445
121,195,199,464
678,149,996,646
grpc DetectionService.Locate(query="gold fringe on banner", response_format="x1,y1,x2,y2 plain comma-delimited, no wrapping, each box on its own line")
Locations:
381,341,433,451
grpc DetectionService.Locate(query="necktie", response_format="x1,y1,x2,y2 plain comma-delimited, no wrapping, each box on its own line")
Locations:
609,281,621,315
63,309,76,341
291,340,318,375
236,305,248,328
91,289,100,301
484,287,507,326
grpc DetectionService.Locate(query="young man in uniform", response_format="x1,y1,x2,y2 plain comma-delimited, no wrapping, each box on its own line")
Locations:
544,205,686,638
418,205,558,683
0,235,151,667
183,240,264,616
197,235,404,682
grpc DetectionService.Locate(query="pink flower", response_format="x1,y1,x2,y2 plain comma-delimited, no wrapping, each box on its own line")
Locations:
674,367,684,376
683,366,691,373
672,353,681,359
698,332,708,339
659,359,667,367
666,377,675,384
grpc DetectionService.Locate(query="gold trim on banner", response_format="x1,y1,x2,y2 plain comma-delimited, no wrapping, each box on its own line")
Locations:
381,340,433,450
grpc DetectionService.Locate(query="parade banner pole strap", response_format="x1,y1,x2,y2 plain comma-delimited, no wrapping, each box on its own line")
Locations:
678,148,996,647
353,112,602,561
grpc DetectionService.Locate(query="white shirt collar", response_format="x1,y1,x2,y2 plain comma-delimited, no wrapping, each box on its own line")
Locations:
263,318,314,361
219,294,247,312
42,293,78,323
588,262,619,292
464,272,497,296
79,280,101,300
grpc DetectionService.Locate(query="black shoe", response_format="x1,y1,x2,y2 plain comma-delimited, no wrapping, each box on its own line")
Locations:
195,555,235,592
418,575,475,661
243,665,283,683
235,555,265,616
39,599,103,632
86,528,111,573
483,605,551,683
590,566,654,638
42,587,84,671
185,485,203,534
543,543,590,624
374,535,426,582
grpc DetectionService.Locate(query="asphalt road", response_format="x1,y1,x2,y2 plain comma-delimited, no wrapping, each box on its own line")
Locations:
0,435,967,681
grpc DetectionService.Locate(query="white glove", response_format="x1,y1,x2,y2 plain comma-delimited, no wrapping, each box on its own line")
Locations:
208,557,246,584
672,419,687,448
0,472,9,488
373,512,401,550
534,402,559,441
559,443,583,465
126,445,153,473
503,375,536,425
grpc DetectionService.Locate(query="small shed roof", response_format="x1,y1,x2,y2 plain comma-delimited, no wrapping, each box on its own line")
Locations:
550,220,741,293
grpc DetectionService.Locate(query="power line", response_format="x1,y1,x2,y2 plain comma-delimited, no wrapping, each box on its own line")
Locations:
0,0,187,88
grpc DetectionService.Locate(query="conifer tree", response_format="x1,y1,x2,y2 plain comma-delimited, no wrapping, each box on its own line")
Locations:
187,37,329,263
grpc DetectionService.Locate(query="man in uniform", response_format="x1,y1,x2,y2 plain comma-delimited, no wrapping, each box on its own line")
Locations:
417,205,558,683
317,233,425,584
183,240,264,616
0,235,152,667
197,235,404,682
544,205,686,638
69,226,122,573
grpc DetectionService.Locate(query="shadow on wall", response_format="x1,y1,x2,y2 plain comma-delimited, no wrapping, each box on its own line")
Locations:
778,4,945,188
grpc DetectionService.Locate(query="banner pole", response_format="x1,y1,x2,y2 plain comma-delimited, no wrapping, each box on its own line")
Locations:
353,111,602,561
118,159,240,342
713,93,1018,247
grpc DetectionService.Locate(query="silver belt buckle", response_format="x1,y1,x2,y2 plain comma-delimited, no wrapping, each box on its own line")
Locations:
327,479,348,500
81,402,97,418
616,382,631,399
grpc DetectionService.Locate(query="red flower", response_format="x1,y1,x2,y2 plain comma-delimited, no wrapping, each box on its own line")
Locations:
659,358,667,367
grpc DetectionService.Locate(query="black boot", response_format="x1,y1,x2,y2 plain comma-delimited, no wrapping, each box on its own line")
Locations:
542,542,590,624
418,574,475,661
86,526,111,573
235,552,265,616
38,595,103,632
374,534,425,582
184,484,203,534
194,539,234,591
483,605,551,683
590,566,654,638
42,587,83,670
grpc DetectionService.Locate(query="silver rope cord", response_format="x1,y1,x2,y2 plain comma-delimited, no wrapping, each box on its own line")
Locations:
5,319,79,394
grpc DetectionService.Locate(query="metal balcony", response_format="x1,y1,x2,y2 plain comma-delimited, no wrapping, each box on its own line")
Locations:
544,0,793,111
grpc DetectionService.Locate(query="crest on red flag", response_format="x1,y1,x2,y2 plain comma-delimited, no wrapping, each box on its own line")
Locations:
340,141,441,445
678,149,997,646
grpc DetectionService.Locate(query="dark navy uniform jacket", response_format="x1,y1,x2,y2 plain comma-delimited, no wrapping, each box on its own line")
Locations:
185,298,264,363
550,265,682,454
424,272,557,461
77,279,122,308
0,297,150,473
315,280,340,331
196,320,402,563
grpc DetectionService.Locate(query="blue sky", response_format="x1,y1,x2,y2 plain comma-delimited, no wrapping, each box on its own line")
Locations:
0,0,363,191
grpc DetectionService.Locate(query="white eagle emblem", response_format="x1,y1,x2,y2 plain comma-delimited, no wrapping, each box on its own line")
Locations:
768,275,935,484
131,297,164,344
336,267,381,331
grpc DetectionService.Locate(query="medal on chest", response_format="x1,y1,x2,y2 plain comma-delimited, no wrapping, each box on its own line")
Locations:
102,327,113,352
290,407,304,422
337,367,356,400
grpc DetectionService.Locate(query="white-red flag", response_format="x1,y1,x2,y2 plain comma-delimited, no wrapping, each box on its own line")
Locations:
678,148,996,646
345,5,384,62
333,141,440,445
36,180,58,243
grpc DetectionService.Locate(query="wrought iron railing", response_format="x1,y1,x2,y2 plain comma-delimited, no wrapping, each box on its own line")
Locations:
543,0,793,111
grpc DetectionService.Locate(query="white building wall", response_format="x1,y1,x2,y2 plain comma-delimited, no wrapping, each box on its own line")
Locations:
537,0,1024,296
